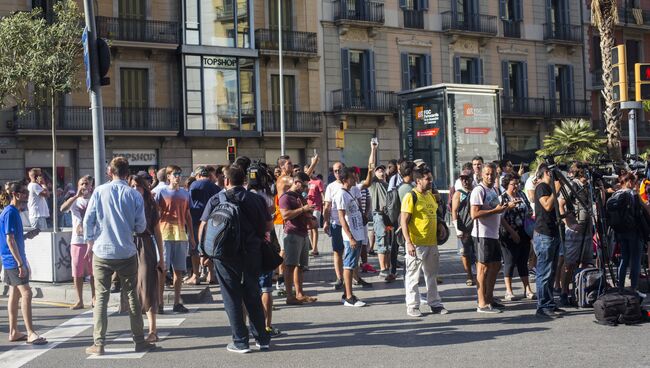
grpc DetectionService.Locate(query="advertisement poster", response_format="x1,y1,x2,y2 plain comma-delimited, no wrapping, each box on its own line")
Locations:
451,94,499,166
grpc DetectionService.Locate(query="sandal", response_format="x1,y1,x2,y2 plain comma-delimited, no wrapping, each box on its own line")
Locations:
9,334,27,342
26,336,48,345
70,303,84,310
286,297,304,305
298,295,317,303
146,332,159,343
465,279,474,287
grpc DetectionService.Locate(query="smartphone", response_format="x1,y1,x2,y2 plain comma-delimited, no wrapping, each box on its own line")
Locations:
371,137,378,145
313,148,317,156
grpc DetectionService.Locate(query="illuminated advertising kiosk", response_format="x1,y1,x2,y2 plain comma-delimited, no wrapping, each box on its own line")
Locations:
398,84,502,192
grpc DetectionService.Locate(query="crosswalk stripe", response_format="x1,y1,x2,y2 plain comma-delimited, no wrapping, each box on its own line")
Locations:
87,332,170,360
145,318,186,327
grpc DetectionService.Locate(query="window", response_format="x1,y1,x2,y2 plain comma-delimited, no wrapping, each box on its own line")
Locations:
401,53,432,90
504,134,540,157
270,74,295,129
184,55,257,132
500,0,522,37
341,49,376,108
454,57,483,84
350,51,365,100
592,37,602,71
548,64,575,113
184,0,250,47
269,0,292,30
121,68,149,129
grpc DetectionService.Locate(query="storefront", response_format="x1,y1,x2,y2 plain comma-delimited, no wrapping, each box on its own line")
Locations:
24,149,76,189
111,149,158,174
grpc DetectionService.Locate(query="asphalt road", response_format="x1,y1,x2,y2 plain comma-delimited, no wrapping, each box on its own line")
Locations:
0,234,648,368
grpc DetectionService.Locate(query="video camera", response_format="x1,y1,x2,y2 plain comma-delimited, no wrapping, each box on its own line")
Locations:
247,160,273,190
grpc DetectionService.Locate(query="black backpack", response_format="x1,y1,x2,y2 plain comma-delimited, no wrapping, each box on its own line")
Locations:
606,191,637,233
593,288,642,326
383,183,407,227
201,190,243,260
456,189,473,233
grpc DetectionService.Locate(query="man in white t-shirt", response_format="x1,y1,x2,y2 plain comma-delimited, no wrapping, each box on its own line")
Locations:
335,167,367,307
27,168,50,230
323,162,345,290
470,163,515,314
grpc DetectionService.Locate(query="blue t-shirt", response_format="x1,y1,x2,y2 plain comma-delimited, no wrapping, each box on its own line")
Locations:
189,179,221,225
0,205,26,269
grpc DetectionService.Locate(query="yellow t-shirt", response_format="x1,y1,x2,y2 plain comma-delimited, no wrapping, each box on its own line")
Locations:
400,189,438,246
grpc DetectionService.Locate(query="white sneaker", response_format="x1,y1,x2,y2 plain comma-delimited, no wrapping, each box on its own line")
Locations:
476,305,501,314
637,290,647,299
504,293,517,301
407,307,423,317
343,295,367,307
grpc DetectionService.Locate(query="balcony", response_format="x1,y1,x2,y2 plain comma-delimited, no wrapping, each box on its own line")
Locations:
261,111,322,134
333,0,384,26
441,12,498,36
255,29,318,57
502,20,521,38
331,90,397,114
403,9,425,29
617,8,650,28
543,23,582,44
501,97,590,119
13,107,179,135
214,4,247,22
96,16,180,47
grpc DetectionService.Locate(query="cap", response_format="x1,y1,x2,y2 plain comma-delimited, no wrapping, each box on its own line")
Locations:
375,165,386,172
459,169,473,178
413,159,426,167
352,166,361,175
136,171,152,180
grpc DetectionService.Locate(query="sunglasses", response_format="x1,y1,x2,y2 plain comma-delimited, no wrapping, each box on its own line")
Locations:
172,172,182,177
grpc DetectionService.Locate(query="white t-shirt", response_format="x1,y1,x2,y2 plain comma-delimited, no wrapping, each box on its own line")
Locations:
334,188,367,243
524,176,536,216
470,183,502,239
27,182,49,219
324,181,343,225
454,175,480,191
69,197,89,244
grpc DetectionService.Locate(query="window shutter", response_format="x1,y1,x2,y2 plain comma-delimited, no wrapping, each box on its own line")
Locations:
364,49,376,108
451,0,457,15
399,0,406,9
501,61,510,97
545,0,553,25
548,64,556,113
401,53,410,90
453,56,461,83
341,48,351,107
476,58,484,84
499,0,507,19
419,0,429,11
522,62,529,99
515,0,523,21
567,65,575,101
424,54,432,86
560,0,570,25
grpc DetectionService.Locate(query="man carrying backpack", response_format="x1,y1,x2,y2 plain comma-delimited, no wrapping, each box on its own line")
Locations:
200,166,271,353
452,169,475,286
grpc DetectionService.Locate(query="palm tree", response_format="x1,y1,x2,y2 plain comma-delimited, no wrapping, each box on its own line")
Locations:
591,0,621,161
536,119,606,164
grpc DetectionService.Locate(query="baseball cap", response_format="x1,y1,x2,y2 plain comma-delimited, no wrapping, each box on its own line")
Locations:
136,171,152,181
375,165,386,172
413,159,426,167
351,166,361,175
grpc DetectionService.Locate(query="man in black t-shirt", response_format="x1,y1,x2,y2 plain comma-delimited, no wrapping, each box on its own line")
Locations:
533,164,565,319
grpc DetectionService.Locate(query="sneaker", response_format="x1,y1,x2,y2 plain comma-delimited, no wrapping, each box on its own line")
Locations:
227,343,251,354
384,273,397,283
333,279,344,290
637,290,647,299
110,284,121,293
407,307,423,317
430,306,449,315
504,293,517,301
536,309,560,319
529,268,536,277
436,276,443,284
266,327,282,338
553,287,562,295
173,303,189,313
275,280,285,291
354,279,373,288
558,294,570,307
477,305,502,314
343,295,367,307
134,341,156,352
361,263,378,273
85,344,105,355
491,301,506,310
526,291,537,300
255,342,270,351
378,270,389,278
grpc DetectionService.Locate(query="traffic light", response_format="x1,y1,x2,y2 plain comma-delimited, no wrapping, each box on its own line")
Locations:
227,138,236,163
612,45,628,103
97,38,111,86
635,63,650,101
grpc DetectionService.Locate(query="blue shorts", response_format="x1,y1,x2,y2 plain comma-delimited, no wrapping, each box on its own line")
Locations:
343,241,362,270
331,223,344,254
164,241,188,271
259,271,274,293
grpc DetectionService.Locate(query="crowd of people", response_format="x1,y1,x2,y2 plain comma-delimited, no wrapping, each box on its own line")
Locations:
1,140,650,353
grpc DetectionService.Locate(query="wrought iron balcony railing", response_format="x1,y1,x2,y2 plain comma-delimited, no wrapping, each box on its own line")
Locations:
403,9,424,29
333,0,385,24
502,20,521,38
261,111,322,133
441,11,497,35
501,97,590,118
332,90,397,113
255,29,318,54
96,16,180,44
543,23,582,43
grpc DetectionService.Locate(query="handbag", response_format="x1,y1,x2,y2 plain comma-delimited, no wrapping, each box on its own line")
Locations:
260,239,283,273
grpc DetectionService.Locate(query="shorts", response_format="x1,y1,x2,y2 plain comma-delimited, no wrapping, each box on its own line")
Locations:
259,271,274,293
473,237,502,264
460,236,475,261
563,227,594,265
274,224,285,250
312,211,322,229
71,244,93,277
4,267,29,286
30,217,48,230
372,212,388,253
330,223,344,254
343,240,362,270
164,241,189,271
284,233,309,267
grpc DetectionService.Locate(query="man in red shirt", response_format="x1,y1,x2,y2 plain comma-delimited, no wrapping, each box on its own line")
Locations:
305,165,324,256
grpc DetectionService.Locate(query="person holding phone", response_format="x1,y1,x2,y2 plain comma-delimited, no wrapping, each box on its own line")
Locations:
498,173,535,302
27,168,50,230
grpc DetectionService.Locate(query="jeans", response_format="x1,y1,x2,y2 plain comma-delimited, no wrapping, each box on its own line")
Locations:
214,246,270,349
93,255,144,346
533,232,560,312
389,229,399,275
372,212,388,253
404,246,442,309
617,232,642,290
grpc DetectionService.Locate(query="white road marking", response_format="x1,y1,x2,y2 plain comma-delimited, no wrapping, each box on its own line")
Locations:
146,317,186,327
87,332,170,360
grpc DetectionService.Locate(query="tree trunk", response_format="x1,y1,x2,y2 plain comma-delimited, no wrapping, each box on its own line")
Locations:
600,3,622,161
51,90,58,233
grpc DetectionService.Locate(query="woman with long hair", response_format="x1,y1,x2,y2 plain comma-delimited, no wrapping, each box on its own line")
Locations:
129,175,165,342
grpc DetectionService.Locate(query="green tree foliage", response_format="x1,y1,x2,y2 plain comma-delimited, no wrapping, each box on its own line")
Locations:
536,119,607,164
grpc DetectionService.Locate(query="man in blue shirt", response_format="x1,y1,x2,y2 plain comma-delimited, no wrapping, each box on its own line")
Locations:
83,157,153,356
1,181,47,345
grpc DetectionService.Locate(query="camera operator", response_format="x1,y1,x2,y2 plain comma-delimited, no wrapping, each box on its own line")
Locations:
557,164,593,307
533,163,565,319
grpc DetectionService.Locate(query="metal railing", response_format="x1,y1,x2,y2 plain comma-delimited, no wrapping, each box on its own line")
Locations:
261,111,322,133
403,9,424,29
618,8,650,27
331,90,398,113
96,16,180,44
15,106,179,131
543,23,582,43
502,20,521,38
333,0,384,24
501,97,590,118
254,29,318,54
441,11,498,35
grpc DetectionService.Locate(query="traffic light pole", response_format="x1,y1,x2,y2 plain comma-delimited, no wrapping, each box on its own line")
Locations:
83,0,107,185
621,101,643,156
